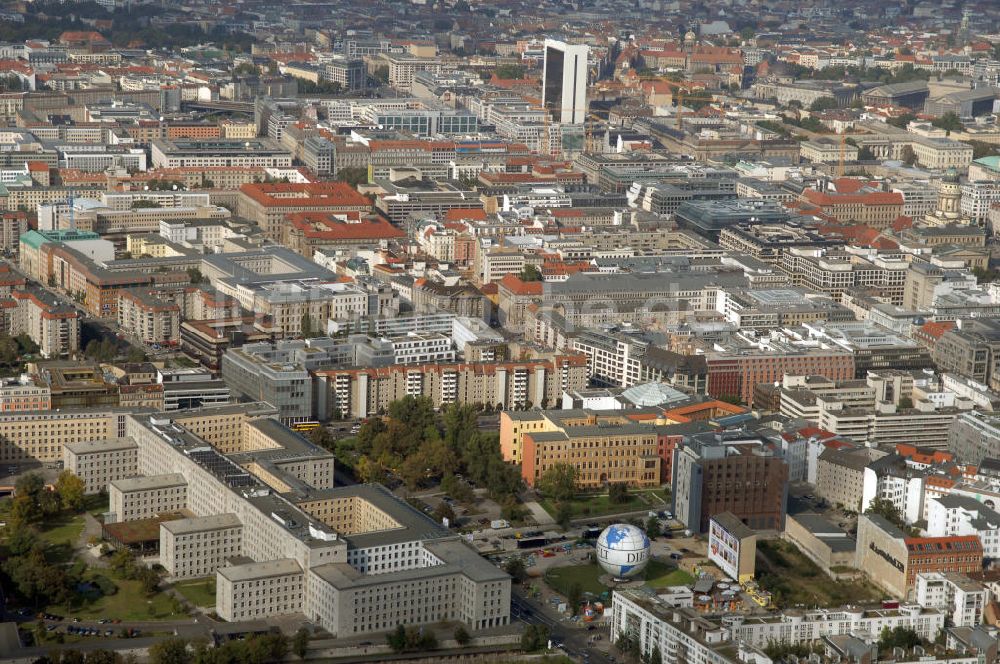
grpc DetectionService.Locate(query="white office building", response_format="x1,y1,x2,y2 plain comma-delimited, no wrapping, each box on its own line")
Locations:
915,573,987,627
542,39,589,124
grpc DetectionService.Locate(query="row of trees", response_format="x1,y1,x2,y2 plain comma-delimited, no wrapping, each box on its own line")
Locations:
385,624,439,652
0,333,40,372
7,472,85,531
83,339,145,364
536,463,636,528
316,397,525,517
297,79,345,95
3,472,90,610
148,633,290,664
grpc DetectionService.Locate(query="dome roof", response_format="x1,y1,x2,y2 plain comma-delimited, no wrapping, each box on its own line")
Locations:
684,30,697,42
621,381,688,407
943,166,960,183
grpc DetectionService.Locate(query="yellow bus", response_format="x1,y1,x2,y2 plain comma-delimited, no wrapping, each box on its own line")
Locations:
291,421,320,432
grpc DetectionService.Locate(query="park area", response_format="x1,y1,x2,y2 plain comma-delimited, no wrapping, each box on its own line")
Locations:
0,478,191,625
173,578,217,608
544,558,694,599
755,539,883,608
538,488,668,520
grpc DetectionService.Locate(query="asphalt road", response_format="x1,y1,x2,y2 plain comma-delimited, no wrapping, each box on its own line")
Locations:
511,590,612,664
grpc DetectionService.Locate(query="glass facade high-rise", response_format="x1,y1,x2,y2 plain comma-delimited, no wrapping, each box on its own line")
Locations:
542,39,589,124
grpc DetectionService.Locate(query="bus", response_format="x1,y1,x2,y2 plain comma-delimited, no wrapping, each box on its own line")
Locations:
291,421,320,433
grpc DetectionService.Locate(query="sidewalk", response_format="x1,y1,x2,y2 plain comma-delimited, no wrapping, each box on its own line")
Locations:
523,501,555,526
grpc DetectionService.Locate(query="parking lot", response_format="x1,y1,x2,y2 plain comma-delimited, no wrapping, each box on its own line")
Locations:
0,460,63,490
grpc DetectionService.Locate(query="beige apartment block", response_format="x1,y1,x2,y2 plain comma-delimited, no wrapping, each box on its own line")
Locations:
108,473,187,523
63,437,138,494
216,559,305,622
160,514,243,580
0,410,123,463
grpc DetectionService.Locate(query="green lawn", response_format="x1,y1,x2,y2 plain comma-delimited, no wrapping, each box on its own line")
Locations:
539,490,657,520
38,514,85,546
38,514,86,563
643,560,694,588
544,563,609,597
756,539,883,609
60,570,184,621
174,578,216,607
545,559,694,600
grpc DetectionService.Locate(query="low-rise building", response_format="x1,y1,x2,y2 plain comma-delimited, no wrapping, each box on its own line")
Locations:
108,473,187,523
784,513,857,576
63,437,138,495
0,375,50,412
160,514,243,580
855,514,983,599
216,558,304,623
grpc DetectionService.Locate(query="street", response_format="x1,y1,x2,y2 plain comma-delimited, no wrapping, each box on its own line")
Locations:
512,590,613,664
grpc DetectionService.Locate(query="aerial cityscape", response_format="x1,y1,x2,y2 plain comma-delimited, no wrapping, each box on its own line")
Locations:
6,0,1000,663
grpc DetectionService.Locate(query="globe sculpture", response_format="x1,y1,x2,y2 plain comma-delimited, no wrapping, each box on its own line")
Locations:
596,523,651,579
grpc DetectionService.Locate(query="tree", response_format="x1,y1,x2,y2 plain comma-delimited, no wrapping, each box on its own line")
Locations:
646,515,661,539
500,495,528,522
858,146,876,161
387,624,407,652
887,113,916,129
186,267,205,284
309,426,335,450
38,488,62,517
609,482,630,504
878,626,921,655
148,638,190,664
336,166,368,187
538,463,577,501
137,566,160,594
301,313,314,338
648,646,664,664
233,62,258,77
440,473,474,503
56,470,86,512
567,582,583,616
454,625,471,646
125,347,146,364
355,455,386,484
292,628,309,659
503,557,527,582
521,624,549,651
809,96,838,112
83,650,118,664
900,144,917,166
519,264,543,282
617,629,643,662
555,501,573,530
15,473,44,500
494,64,526,79
931,111,962,133
433,501,455,523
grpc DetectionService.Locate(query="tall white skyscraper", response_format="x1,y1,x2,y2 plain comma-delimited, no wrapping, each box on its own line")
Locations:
542,39,589,124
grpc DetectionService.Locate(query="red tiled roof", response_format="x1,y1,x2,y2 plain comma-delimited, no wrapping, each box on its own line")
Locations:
286,212,405,241
803,189,904,206
499,274,543,296
443,208,487,222
918,320,956,340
